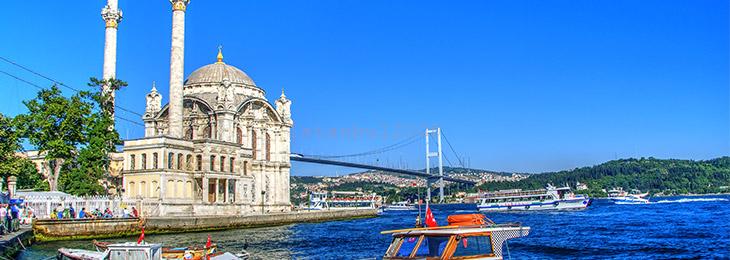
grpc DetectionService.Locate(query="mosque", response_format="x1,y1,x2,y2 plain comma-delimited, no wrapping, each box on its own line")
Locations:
104,0,294,216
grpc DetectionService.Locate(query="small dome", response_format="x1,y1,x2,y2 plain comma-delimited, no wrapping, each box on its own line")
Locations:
185,62,256,86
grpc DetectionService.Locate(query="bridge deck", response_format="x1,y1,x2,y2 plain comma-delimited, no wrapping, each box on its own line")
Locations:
290,156,475,185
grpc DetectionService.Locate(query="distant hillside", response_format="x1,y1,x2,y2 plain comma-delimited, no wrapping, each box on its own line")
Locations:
478,157,730,196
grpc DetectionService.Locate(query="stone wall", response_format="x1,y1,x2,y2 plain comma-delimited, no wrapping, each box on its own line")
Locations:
32,209,377,241
33,218,140,241
145,209,377,233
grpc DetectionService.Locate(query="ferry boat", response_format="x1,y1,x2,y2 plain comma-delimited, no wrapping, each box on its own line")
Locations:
383,201,418,211
381,214,530,259
608,188,650,204
303,191,381,210
477,185,591,211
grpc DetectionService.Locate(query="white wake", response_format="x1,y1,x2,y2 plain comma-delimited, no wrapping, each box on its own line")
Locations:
654,198,729,204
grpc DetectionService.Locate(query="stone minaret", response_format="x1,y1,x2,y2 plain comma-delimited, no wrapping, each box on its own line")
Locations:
168,0,190,138
101,0,122,120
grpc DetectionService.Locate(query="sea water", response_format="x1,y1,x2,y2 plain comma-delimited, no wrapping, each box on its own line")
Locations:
19,195,730,259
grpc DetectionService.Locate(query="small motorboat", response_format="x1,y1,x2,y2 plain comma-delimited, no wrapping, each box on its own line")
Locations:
381,214,530,259
93,240,221,260
383,201,417,211
608,188,650,204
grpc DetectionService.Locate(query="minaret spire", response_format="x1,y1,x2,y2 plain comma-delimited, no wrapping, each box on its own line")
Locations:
101,0,122,124
168,0,191,138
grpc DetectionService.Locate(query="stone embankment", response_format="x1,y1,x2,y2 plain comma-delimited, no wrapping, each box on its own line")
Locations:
33,209,377,241
0,228,34,258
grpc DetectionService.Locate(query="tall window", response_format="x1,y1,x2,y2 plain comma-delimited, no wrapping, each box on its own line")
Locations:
168,153,174,169
243,161,248,175
236,127,243,145
229,157,235,173
220,156,226,172
130,155,136,170
210,156,215,171
153,153,159,169
186,154,192,170
265,133,271,161
177,153,183,170
196,155,202,171
251,130,257,160
141,153,147,170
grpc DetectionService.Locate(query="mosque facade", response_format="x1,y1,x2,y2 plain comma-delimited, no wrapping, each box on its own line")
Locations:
110,0,293,216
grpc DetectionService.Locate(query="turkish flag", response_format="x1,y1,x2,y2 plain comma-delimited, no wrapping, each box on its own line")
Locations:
425,206,438,227
137,227,145,244
205,234,212,248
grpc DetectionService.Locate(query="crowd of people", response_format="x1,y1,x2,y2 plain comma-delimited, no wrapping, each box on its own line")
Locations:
50,205,139,220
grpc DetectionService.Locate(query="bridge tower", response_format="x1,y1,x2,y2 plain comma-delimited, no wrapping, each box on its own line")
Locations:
425,128,444,203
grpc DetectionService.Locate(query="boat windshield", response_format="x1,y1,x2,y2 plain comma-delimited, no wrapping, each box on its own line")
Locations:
385,235,450,258
453,235,493,257
414,236,450,257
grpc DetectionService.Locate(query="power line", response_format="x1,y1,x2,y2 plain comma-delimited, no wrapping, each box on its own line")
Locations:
0,55,144,117
0,69,145,127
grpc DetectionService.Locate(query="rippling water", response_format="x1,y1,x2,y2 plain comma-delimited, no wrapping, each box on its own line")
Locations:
20,195,730,259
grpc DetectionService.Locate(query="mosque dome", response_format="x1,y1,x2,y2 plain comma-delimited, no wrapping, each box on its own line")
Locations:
185,62,256,87
184,48,256,87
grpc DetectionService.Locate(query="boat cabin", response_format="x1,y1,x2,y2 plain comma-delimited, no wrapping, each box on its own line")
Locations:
382,215,529,259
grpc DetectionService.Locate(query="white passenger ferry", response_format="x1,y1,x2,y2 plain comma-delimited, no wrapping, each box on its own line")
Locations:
477,185,591,211
303,191,381,210
383,201,418,211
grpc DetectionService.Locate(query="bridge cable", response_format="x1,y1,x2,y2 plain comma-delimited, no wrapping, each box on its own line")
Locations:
303,133,422,159
441,131,465,168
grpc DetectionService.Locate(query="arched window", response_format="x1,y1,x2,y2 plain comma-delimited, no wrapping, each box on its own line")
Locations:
265,133,271,161
141,153,147,170
196,155,202,171
153,153,159,169
128,182,136,197
140,181,147,197
252,130,257,160
236,127,243,145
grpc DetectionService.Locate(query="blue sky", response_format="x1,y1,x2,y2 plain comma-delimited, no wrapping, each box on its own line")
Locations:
0,1,727,175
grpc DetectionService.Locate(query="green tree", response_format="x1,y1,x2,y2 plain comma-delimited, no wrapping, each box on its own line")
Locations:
59,78,124,195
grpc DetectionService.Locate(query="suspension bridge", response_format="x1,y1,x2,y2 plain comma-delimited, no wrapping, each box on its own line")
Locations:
291,128,476,203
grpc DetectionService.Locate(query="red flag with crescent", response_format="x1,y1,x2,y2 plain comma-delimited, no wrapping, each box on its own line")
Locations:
425,205,438,227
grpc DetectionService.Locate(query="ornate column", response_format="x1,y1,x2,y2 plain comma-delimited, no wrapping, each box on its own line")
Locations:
101,0,122,121
168,0,190,138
